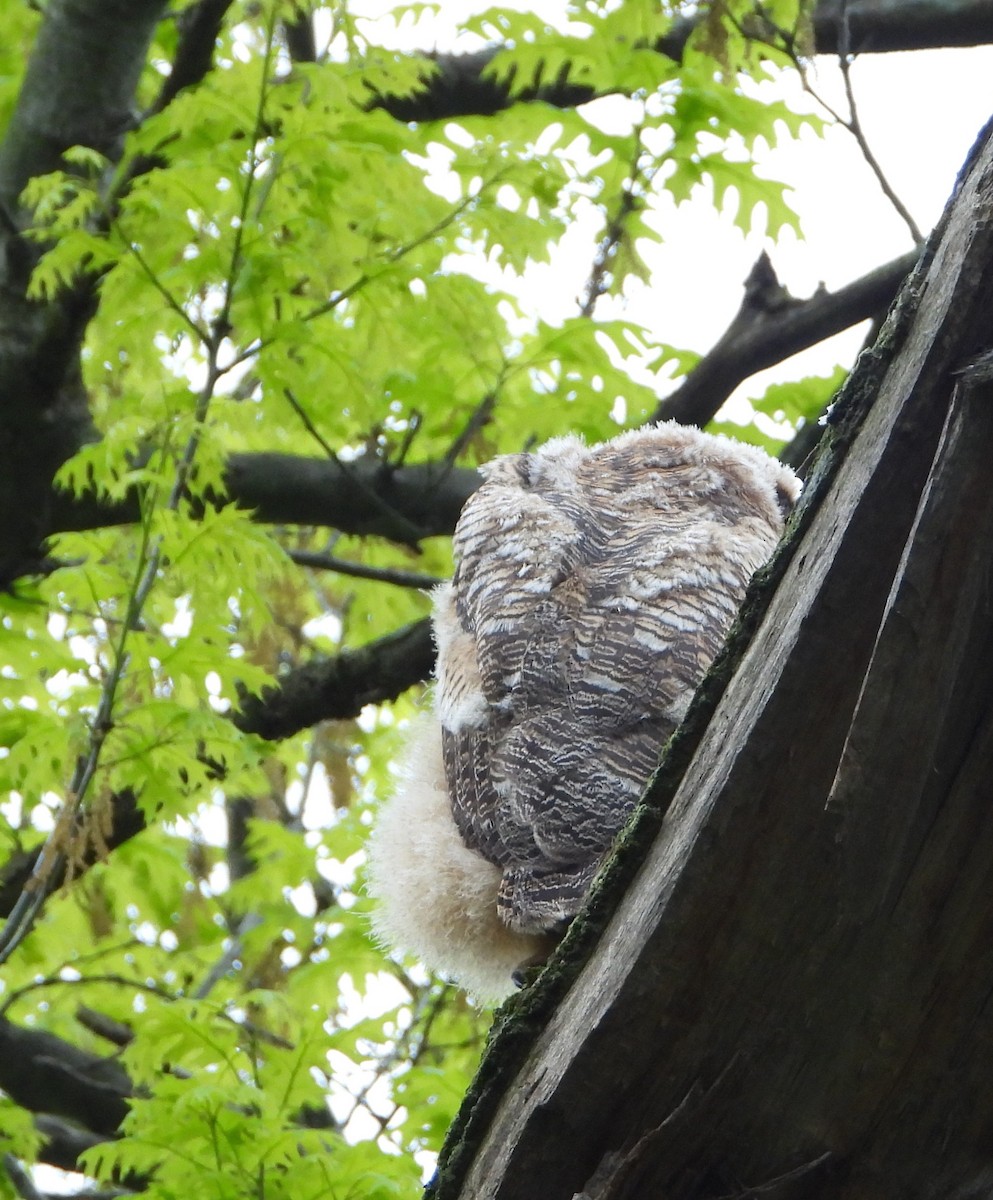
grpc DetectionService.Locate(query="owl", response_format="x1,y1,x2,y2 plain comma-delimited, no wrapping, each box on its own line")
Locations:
367,422,800,999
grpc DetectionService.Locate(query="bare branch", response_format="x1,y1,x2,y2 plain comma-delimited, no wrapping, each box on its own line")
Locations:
47,453,482,545
151,0,236,114
774,3,925,245
810,0,993,53
652,248,919,427
288,549,443,590
579,171,641,319
282,6,317,64
234,618,434,740
0,1020,131,1135
836,12,924,241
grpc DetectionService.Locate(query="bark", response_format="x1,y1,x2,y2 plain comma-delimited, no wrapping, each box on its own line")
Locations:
428,117,993,1200
0,0,166,216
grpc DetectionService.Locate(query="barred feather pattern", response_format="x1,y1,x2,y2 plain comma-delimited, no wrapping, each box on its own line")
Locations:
368,422,800,997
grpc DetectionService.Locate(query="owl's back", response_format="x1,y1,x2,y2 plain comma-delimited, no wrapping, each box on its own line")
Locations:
369,423,800,997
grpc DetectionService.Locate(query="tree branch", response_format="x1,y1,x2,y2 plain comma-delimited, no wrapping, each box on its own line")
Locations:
33,1114,118,1175
652,247,919,428
0,1020,131,1136
151,0,236,114
287,549,443,590
234,617,435,740
811,0,993,53
0,1011,328,1177
370,0,993,123
0,790,145,919
47,454,482,546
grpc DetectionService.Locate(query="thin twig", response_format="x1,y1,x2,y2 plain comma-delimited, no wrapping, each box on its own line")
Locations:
443,391,497,465
288,549,442,590
282,388,338,459
0,971,173,1019
579,132,644,318
118,234,212,344
755,0,923,245
392,408,422,468
281,389,427,545
835,1,923,243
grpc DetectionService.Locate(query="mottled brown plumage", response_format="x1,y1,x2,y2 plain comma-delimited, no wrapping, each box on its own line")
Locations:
368,423,800,998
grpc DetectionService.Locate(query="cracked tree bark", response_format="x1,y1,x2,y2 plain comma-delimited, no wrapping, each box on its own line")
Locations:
427,116,993,1200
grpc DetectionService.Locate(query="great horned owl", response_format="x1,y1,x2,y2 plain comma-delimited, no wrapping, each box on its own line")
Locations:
367,422,800,999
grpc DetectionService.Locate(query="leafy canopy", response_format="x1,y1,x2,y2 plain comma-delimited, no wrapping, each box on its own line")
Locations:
0,2,827,1197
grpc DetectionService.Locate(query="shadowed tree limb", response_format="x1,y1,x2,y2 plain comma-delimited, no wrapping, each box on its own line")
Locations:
652,248,920,428
46,454,481,546
234,617,435,741
369,0,993,123
151,0,237,113
0,0,170,584
0,1020,131,1136
39,249,916,553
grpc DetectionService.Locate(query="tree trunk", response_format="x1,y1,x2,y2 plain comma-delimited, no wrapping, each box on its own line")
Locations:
428,115,993,1200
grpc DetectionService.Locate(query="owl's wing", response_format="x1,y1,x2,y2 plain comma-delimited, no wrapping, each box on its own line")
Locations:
437,427,798,935
366,423,799,996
